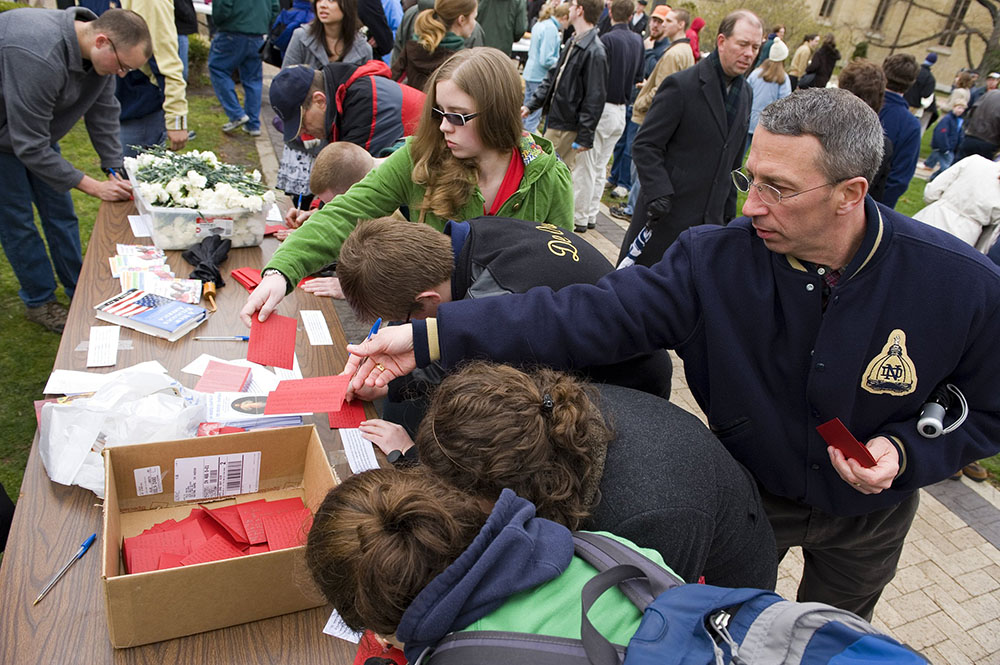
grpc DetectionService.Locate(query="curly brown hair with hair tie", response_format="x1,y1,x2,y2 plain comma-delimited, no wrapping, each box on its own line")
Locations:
415,362,614,530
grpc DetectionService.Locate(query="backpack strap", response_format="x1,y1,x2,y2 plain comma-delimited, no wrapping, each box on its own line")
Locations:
418,630,624,665
572,532,684,606
579,564,654,665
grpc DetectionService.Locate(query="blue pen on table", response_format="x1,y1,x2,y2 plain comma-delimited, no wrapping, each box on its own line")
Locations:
194,336,250,341
297,193,303,210
34,533,96,606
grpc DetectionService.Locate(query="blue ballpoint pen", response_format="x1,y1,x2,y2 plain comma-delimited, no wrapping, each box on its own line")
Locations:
348,318,381,380
34,533,97,605
194,336,250,341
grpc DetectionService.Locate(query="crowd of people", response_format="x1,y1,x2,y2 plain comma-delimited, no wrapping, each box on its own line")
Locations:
3,0,1000,658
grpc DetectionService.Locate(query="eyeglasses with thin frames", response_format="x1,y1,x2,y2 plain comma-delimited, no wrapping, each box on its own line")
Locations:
106,37,135,74
731,169,840,206
432,108,479,126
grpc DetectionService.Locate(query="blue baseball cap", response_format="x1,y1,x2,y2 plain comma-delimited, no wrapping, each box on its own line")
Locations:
270,65,316,143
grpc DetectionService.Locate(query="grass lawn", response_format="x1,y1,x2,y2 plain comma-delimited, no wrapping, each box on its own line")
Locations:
0,83,259,503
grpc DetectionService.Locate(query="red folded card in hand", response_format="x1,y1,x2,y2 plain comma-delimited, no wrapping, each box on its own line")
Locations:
816,418,877,468
248,312,297,369
264,375,350,415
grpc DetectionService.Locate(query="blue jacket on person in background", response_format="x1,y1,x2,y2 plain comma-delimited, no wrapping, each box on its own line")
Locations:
270,0,314,57
930,111,964,153
878,90,921,208
413,197,1000,518
523,15,562,83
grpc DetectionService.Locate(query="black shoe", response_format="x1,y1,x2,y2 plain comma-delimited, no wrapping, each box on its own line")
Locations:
609,204,632,221
574,225,588,233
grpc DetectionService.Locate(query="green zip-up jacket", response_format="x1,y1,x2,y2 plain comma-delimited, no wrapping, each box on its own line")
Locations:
265,133,573,285
211,0,278,35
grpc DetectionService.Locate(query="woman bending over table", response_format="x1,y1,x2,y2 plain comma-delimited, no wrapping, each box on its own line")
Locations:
241,46,573,325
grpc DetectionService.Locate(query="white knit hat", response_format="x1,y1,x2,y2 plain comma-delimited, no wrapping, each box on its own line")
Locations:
768,39,789,62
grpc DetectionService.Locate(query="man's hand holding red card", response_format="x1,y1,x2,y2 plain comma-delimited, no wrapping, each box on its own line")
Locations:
827,435,899,495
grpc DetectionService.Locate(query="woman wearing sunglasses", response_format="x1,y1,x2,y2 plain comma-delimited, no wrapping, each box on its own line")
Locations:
242,46,573,325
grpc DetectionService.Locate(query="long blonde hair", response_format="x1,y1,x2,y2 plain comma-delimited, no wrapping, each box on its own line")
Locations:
759,58,787,85
410,47,523,223
415,0,477,53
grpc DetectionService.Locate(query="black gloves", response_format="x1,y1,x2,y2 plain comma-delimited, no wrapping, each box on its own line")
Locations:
646,196,672,228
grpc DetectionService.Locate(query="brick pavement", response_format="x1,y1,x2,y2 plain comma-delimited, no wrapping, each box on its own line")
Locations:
254,81,1000,660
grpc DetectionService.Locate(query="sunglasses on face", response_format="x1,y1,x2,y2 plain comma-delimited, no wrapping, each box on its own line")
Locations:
432,107,480,126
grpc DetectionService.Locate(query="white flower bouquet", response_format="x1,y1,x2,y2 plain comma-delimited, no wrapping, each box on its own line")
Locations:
124,147,276,250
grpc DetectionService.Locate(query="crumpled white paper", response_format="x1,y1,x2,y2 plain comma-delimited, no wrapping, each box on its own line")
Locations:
38,369,205,498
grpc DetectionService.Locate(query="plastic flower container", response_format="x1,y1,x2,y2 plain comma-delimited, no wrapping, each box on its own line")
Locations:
130,175,267,251
125,148,274,251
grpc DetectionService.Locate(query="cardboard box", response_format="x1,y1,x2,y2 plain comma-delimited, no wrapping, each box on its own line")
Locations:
102,425,337,648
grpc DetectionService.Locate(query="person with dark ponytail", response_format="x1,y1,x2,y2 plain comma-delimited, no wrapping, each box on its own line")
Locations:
306,467,668,661
391,0,478,91
362,362,777,589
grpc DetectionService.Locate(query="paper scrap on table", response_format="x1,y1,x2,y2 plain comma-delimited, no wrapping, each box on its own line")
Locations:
43,359,168,394
127,214,153,237
248,313,297,369
264,375,350,415
340,428,380,474
86,325,120,367
300,310,334,346
328,400,367,429
264,224,286,236
324,609,364,643
273,353,303,381
266,203,282,222
194,360,252,393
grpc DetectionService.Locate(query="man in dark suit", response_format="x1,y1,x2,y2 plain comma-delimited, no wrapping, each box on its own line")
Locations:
618,9,762,267
628,0,647,35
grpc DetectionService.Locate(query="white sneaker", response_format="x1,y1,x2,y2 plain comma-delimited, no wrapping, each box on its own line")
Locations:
610,186,629,199
222,115,249,133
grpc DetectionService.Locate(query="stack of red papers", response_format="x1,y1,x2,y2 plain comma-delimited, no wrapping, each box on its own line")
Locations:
230,267,262,292
194,360,252,393
122,498,312,574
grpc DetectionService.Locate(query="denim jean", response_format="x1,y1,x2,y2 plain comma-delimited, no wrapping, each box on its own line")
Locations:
924,148,954,181
0,147,81,307
522,80,544,134
621,160,640,215
178,33,190,81
208,32,265,131
609,111,637,189
121,108,167,159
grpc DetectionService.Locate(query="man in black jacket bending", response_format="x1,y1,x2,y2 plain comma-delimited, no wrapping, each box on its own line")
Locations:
618,9,761,267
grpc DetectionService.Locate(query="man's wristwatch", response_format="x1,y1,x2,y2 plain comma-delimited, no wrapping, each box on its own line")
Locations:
261,268,289,288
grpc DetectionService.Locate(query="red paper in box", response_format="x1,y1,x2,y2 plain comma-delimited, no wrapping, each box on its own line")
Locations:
199,503,250,545
180,533,246,566
123,530,187,574
248,312,297,369
261,508,313,550
329,400,368,429
265,375,350,415
236,497,306,545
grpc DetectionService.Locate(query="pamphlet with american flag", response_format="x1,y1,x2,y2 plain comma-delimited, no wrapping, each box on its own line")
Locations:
94,289,208,342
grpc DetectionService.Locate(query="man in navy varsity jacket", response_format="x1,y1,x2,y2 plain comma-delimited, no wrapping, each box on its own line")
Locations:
344,88,1000,621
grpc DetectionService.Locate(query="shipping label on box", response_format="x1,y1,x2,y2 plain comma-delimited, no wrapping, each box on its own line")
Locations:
174,452,261,501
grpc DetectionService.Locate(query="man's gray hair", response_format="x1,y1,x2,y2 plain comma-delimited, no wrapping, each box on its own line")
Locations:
758,88,884,185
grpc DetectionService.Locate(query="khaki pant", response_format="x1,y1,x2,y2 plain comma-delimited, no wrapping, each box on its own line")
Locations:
544,127,579,170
